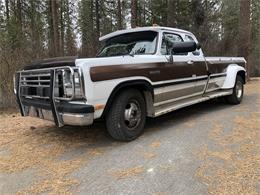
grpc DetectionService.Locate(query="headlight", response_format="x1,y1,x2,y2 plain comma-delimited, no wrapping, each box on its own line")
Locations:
55,68,84,100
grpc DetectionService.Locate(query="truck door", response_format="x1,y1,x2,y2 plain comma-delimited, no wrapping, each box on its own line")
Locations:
158,32,207,104
183,34,208,95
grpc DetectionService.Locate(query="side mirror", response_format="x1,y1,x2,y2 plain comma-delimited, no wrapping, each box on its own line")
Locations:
171,41,197,53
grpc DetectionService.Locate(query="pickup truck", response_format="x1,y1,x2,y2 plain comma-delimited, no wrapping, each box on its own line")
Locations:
14,26,246,141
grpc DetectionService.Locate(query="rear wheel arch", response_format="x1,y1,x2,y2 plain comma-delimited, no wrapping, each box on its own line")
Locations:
102,80,154,118
222,65,246,89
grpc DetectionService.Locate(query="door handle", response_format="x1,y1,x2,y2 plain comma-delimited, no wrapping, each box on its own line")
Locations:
187,60,194,65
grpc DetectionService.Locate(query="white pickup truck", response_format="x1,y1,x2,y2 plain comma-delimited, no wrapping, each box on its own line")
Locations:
14,26,246,141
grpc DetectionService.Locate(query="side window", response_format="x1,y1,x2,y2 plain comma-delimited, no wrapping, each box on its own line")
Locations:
185,35,200,56
161,33,184,55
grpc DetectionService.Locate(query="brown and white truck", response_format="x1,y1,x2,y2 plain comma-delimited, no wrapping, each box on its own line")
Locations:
14,26,246,141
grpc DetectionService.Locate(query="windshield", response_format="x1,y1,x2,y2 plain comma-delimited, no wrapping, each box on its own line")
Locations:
97,31,158,57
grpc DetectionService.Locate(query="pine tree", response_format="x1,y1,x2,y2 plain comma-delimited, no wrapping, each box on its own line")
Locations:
238,0,251,78
64,0,76,56
250,0,260,76
167,0,177,27
131,0,138,27
79,0,94,57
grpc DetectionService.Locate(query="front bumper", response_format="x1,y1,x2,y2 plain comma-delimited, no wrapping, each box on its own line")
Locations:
21,98,94,126
14,66,94,127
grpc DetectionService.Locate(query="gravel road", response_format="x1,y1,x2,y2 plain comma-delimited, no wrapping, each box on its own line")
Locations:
0,79,259,195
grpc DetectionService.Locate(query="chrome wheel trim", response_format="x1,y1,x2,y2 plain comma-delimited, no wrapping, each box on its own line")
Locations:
236,81,243,99
124,100,142,129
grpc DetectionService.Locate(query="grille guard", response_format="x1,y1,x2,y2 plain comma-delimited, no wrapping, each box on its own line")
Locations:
14,66,85,127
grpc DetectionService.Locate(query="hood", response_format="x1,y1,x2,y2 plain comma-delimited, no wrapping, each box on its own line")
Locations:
75,55,164,68
24,55,165,70
23,56,77,70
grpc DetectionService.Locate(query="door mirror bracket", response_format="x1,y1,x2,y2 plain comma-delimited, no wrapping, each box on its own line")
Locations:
169,50,174,64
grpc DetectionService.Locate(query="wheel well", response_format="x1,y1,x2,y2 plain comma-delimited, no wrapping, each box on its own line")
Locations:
101,80,154,118
237,70,246,84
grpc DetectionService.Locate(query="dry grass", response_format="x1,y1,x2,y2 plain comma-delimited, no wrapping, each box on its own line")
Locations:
152,192,170,195
149,140,161,148
110,166,144,179
0,114,104,194
184,120,196,128
142,152,156,159
195,81,260,195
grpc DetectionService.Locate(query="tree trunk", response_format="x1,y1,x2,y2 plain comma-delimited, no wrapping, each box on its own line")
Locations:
167,0,177,27
15,0,23,32
238,0,251,79
137,0,142,26
94,0,100,54
48,0,54,56
30,0,39,58
51,0,60,56
80,0,94,57
60,0,65,56
5,0,9,21
95,0,100,35
64,0,76,56
131,0,138,28
162,0,168,26
117,0,122,30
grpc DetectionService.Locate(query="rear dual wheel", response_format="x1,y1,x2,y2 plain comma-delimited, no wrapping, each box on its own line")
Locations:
105,89,146,141
225,75,244,104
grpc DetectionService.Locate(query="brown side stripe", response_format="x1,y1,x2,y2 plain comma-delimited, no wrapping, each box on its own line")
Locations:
90,61,245,82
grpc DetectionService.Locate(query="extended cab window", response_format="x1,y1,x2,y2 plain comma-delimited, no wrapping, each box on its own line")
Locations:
97,31,157,57
161,33,185,55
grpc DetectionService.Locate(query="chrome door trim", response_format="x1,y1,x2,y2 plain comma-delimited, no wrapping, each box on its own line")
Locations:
153,75,208,88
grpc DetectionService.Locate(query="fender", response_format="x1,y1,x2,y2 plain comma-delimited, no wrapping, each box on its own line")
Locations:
101,79,154,118
221,64,246,89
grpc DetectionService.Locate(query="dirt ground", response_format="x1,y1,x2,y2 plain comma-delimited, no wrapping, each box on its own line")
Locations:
0,79,259,195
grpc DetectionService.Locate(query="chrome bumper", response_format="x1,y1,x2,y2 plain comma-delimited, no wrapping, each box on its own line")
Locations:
25,105,94,126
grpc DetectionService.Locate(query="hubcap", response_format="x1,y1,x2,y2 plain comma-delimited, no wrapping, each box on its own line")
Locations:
236,81,243,99
124,100,141,129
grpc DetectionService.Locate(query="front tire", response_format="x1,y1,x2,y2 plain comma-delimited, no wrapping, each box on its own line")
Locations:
225,75,244,104
105,89,146,141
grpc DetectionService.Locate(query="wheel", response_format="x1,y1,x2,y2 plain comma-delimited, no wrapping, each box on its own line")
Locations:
225,75,244,104
105,89,146,141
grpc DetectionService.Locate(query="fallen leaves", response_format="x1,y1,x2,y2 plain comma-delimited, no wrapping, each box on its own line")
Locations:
195,81,260,195
0,114,104,194
150,140,161,148
184,120,196,128
142,152,156,159
111,166,144,179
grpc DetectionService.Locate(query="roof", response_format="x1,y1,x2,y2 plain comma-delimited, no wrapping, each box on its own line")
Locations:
99,26,192,41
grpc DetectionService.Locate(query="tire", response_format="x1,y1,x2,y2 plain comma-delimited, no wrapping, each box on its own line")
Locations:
105,89,146,141
225,75,244,104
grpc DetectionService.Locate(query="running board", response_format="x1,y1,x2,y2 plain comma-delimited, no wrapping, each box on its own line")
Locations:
154,90,232,117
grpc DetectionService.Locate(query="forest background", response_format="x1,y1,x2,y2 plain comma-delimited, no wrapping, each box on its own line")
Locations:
0,0,258,108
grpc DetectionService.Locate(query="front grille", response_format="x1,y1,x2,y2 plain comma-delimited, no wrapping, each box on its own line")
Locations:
20,70,52,99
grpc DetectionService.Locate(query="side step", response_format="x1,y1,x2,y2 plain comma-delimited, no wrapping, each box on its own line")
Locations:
154,90,232,117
